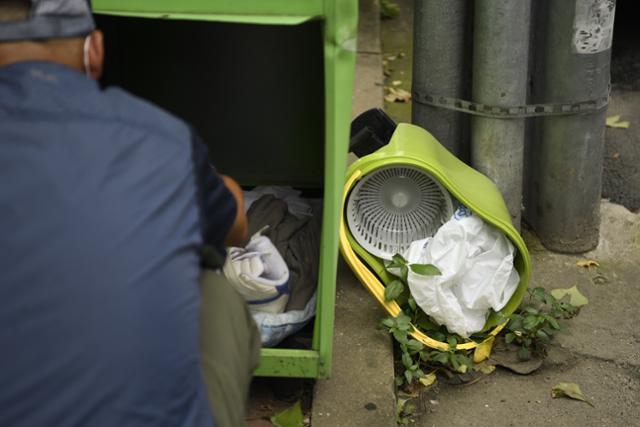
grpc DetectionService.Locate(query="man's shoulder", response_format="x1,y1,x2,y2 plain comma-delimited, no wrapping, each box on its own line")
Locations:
100,86,192,143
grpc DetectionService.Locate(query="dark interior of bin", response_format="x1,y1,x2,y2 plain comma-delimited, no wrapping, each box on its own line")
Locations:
97,15,325,187
97,15,325,350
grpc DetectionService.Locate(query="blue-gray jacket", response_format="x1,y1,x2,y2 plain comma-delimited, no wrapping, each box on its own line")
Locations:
0,61,236,427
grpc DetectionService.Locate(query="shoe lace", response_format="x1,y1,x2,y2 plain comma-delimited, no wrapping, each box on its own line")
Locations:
228,248,269,262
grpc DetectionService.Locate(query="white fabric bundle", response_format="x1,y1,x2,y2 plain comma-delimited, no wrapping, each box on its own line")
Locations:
401,206,519,338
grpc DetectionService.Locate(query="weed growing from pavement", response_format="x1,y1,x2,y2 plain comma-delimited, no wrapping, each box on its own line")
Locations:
379,254,581,425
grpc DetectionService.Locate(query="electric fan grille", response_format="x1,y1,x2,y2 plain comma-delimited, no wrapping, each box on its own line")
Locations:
346,165,454,259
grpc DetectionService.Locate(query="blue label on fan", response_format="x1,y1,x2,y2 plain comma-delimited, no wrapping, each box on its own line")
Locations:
453,205,472,220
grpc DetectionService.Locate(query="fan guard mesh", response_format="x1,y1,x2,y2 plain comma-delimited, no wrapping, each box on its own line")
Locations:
346,165,454,259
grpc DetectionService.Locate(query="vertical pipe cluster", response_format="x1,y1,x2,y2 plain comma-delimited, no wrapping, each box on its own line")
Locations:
525,0,614,252
412,0,471,161
471,0,532,229
412,0,615,252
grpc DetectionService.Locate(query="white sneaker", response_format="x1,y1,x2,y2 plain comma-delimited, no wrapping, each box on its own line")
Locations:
223,230,290,314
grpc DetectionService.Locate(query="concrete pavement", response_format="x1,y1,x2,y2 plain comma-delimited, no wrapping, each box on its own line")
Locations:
312,1,640,426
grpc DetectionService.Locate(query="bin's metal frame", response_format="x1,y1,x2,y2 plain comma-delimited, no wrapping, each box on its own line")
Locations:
93,0,357,379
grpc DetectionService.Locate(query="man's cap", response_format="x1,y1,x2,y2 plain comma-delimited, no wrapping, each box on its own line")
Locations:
0,0,95,42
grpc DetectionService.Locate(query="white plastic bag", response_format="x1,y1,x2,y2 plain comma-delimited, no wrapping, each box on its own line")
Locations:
403,206,519,338
252,292,316,347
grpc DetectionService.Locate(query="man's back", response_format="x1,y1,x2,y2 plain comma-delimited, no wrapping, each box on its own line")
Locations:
0,61,219,427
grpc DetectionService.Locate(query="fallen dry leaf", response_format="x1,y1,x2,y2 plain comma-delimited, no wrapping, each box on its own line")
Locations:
576,259,599,268
385,87,412,103
550,285,589,307
271,401,303,427
551,382,594,407
418,372,437,387
606,115,630,129
474,363,496,375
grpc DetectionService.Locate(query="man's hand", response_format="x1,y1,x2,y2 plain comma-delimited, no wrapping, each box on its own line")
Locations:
220,175,248,247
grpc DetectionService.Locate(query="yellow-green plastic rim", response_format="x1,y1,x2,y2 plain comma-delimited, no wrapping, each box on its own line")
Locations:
340,170,506,351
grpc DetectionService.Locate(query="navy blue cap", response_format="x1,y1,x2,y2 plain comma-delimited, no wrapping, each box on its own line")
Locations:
0,0,95,42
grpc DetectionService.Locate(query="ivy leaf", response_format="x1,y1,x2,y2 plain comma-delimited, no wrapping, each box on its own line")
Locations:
449,353,460,371
447,336,458,349
408,296,417,311
400,265,409,283
536,329,551,342
523,315,539,330
395,376,404,387
433,351,449,365
402,352,413,369
404,369,413,384
381,317,396,329
407,339,424,353
529,287,547,302
392,253,407,265
518,346,531,361
393,329,409,344
432,331,446,342
384,280,405,301
505,332,516,344
395,313,411,330
410,264,442,276
543,315,561,330
524,306,539,315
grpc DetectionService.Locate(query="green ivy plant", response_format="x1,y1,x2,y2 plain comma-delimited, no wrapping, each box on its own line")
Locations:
505,287,580,360
380,254,581,391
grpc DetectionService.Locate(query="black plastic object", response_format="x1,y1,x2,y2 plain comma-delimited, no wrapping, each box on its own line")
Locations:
349,108,397,157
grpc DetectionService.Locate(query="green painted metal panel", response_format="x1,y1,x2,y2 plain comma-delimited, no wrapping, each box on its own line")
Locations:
94,11,314,25
92,0,357,379
254,349,320,378
93,0,323,24
313,0,357,379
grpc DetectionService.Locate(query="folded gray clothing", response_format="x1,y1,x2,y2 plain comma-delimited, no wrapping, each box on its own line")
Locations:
247,195,320,311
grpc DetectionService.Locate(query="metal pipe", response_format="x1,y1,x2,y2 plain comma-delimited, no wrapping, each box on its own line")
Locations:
412,0,471,161
470,0,532,230
525,0,615,252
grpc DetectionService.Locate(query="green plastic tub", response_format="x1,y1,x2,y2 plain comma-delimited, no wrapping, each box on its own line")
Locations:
339,123,532,351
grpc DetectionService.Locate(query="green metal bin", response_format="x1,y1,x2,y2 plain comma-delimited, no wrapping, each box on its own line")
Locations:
92,0,357,379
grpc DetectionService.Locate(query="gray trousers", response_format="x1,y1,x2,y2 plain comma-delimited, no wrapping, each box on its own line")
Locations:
200,270,262,427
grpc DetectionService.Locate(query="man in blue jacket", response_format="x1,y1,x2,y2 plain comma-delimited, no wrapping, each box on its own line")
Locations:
0,1,260,426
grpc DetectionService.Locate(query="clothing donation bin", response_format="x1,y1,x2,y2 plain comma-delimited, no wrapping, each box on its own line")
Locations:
92,0,357,379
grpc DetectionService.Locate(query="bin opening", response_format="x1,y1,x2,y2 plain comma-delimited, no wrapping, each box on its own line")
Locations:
98,16,328,350
97,15,325,187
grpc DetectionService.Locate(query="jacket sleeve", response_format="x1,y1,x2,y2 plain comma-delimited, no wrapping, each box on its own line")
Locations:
190,130,237,259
